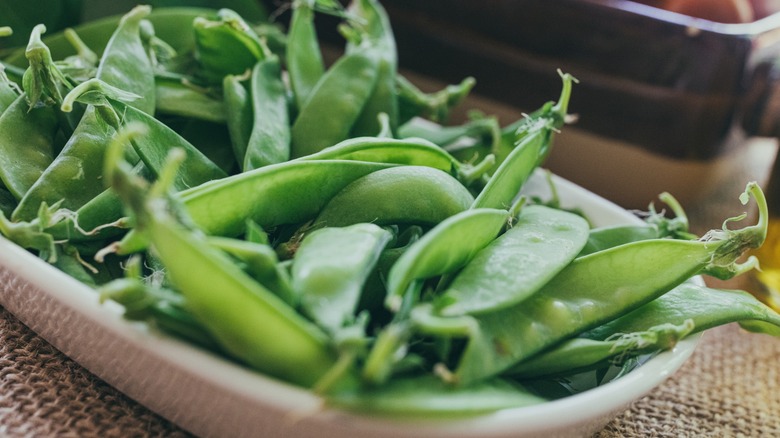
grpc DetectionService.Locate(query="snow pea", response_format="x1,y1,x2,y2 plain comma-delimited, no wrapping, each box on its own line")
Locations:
436,205,590,316
396,75,475,125
584,282,780,341
105,131,341,389
192,8,266,84
155,75,226,123
506,320,695,379
243,54,290,170
0,93,58,200
23,25,73,110
384,208,510,312
290,46,380,158
414,182,767,385
347,0,399,137
286,0,324,110
471,72,574,210
314,166,474,228
291,223,392,334
222,70,252,165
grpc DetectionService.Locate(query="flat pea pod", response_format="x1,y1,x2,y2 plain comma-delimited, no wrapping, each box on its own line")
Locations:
286,0,324,110
291,223,392,334
436,205,590,316
314,166,474,228
222,71,252,165
384,208,510,312
506,320,695,380
155,75,226,123
414,182,767,384
243,55,290,170
0,93,58,200
347,0,399,137
584,282,780,341
290,47,380,158
301,136,459,174
181,160,397,237
95,5,156,115
471,73,574,210
192,8,266,84
327,375,544,417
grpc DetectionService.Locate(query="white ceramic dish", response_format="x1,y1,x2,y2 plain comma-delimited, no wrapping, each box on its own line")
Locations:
0,171,700,438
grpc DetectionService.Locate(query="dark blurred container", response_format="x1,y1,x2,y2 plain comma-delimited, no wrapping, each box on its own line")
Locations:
381,0,780,160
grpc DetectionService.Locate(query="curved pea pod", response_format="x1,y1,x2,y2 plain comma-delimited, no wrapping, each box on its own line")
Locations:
326,375,544,417
155,75,226,123
347,0,399,137
222,71,252,165
314,166,474,228
243,55,290,170
396,75,476,125
286,0,325,110
192,8,267,84
506,320,695,380
96,5,156,115
291,223,392,334
0,93,58,200
436,205,590,316
291,47,380,158
584,282,780,341
471,73,574,210
384,208,510,312
414,182,767,385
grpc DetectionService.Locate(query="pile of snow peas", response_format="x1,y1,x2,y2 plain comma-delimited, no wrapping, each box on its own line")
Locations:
0,0,777,417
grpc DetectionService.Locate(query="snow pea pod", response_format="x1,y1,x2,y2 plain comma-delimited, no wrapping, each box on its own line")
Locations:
286,0,325,110
506,320,695,380
0,93,58,200
222,71,252,165
471,73,574,210
192,8,266,84
291,47,380,158
327,375,544,417
155,75,226,123
347,0,399,137
396,75,475,125
314,166,474,228
384,208,510,312
243,55,290,170
584,282,780,341
436,204,590,316
291,223,392,334
414,182,767,385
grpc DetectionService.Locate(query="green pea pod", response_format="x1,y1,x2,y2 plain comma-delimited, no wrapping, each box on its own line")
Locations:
506,320,695,380
301,136,459,174
96,5,156,115
327,375,544,417
471,73,574,210
385,208,510,312
314,166,474,228
0,94,58,200
292,223,392,334
207,236,296,306
192,8,267,84
104,131,340,389
222,71,252,165
398,115,500,150
291,47,380,158
286,0,325,110
436,205,590,316
155,75,226,123
414,182,767,385
243,55,290,170
0,64,19,113
584,282,780,341
23,24,73,110
347,0,399,137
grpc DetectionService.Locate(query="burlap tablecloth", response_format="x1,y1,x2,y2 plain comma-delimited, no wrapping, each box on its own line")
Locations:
1,135,779,437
